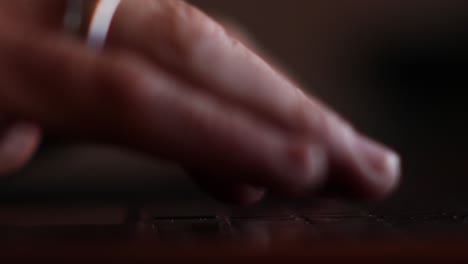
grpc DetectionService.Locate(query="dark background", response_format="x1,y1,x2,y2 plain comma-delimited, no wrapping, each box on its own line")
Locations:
2,0,468,210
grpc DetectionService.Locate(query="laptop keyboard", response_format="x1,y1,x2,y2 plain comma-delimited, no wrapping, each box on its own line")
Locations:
1,200,468,241
138,201,468,241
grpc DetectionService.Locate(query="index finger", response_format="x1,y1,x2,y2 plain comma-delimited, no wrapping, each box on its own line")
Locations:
106,0,401,197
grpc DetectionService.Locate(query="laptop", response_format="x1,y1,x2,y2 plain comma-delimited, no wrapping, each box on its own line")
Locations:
1,144,468,262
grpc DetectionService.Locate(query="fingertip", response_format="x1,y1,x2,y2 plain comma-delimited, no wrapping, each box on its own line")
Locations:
189,169,266,205
380,151,402,194
0,122,41,176
227,185,267,206
352,136,402,198
314,111,402,199
205,183,266,206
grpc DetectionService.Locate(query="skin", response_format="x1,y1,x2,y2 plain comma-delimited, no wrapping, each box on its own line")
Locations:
0,0,400,204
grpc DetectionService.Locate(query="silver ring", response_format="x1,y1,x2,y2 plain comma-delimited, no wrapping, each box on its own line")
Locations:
87,0,121,49
64,0,122,50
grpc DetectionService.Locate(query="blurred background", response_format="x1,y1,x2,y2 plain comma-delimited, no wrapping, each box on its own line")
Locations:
1,0,468,212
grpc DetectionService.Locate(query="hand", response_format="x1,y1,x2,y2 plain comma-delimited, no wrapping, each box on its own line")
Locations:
0,0,400,204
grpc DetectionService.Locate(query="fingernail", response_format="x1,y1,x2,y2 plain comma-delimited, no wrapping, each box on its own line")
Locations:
309,144,329,182
355,136,401,186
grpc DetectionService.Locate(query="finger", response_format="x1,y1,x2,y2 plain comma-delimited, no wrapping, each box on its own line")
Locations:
108,0,305,130
200,183,266,206
0,121,41,176
112,65,329,194
218,20,372,201
191,170,266,205
107,0,401,197
0,23,327,194
193,19,312,203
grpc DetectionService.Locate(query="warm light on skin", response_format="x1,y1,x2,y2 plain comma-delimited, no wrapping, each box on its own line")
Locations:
0,0,409,201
